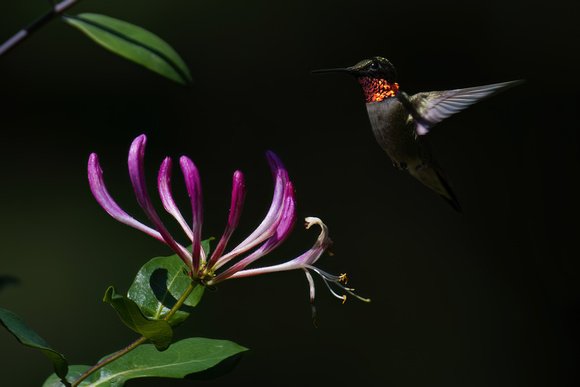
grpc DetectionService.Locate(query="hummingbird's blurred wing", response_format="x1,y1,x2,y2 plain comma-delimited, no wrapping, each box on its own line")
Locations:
409,80,523,135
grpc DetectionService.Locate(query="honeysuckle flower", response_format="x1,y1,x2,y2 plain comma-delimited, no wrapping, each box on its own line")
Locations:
88,134,369,319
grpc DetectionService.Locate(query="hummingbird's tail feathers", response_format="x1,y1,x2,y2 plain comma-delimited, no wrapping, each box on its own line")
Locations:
410,79,524,135
435,170,463,214
409,161,463,214
440,195,463,214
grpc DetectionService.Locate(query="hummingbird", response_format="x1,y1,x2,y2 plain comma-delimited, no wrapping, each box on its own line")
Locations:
311,57,523,213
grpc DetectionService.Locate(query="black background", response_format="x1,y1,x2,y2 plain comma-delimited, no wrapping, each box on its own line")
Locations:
1,1,579,386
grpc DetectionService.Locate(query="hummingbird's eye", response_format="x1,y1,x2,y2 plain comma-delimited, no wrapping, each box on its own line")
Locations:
370,61,381,70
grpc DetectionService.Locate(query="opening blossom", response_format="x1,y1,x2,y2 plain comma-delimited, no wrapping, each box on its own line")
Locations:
88,134,369,320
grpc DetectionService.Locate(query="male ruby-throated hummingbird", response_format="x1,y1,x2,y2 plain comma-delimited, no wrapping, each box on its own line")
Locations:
311,57,523,213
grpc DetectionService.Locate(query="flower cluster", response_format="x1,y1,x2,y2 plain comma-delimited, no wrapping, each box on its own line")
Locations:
88,135,369,320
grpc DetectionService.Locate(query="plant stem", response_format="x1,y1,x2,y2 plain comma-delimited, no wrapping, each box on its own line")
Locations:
164,282,198,322
70,281,199,386
71,336,148,387
0,0,82,56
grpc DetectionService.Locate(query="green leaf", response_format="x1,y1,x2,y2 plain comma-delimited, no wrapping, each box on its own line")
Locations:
43,366,90,387
200,238,214,258
62,13,192,85
0,308,69,382
75,338,247,386
127,241,212,327
103,286,173,351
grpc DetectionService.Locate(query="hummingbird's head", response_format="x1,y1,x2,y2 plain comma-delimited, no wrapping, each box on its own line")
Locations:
311,57,400,103
345,57,398,83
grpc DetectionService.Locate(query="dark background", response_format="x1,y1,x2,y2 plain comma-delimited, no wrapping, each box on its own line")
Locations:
1,0,579,386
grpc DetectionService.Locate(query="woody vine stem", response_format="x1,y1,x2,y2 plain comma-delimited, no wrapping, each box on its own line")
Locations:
0,0,81,56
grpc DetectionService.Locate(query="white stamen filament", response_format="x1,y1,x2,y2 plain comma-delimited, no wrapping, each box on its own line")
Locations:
307,265,371,303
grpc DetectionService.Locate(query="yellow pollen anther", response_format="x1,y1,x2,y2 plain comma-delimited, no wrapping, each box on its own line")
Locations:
339,273,348,284
341,295,347,304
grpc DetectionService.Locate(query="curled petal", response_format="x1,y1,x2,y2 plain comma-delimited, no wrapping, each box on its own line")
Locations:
246,151,289,241
224,217,331,279
158,157,194,240
288,217,332,267
180,156,204,273
225,216,370,306
208,171,246,267
127,135,193,269
128,135,150,210
88,153,165,242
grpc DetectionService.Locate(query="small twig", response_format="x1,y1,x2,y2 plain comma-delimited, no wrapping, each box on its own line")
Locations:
0,0,81,56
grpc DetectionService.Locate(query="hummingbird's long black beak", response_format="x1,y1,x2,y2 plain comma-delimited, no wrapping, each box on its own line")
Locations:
310,67,352,75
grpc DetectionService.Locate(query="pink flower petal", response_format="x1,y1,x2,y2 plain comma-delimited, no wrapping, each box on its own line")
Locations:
209,182,296,283
127,135,193,269
180,156,204,273
213,151,289,268
158,157,194,240
208,170,246,267
88,152,164,242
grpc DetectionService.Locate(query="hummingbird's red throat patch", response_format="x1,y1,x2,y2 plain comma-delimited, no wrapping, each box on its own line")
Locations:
358,77,399,102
